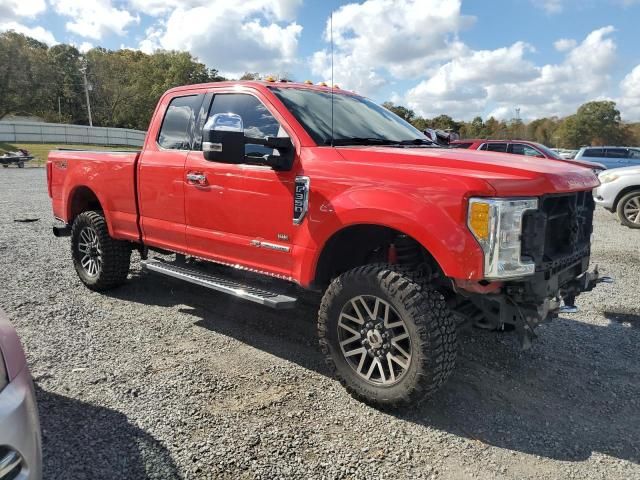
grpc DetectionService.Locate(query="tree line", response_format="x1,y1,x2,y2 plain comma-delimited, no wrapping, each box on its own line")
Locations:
1,31,639,147
382,100,640,149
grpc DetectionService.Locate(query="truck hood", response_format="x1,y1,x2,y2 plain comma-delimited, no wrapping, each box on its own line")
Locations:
335,146,599,195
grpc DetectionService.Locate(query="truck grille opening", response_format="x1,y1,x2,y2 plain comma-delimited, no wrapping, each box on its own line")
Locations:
521,191,594,272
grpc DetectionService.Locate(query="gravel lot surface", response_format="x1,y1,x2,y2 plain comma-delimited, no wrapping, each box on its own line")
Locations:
1,168,639,480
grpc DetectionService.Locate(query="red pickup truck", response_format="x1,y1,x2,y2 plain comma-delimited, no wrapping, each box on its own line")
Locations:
47,80,610,407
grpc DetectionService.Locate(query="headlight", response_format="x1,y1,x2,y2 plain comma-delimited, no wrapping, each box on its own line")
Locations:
468,198,538,279
0,352,7,393
598,172,619,184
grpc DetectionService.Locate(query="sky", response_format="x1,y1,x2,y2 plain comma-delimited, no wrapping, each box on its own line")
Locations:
1,0,640,121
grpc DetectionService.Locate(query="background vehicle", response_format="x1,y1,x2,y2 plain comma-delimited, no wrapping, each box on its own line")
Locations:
0,149,32,168
551,148,578,159
594,166,640,228
0,309,42,480
574,146,640,169
451,139,605,172
47,80,608,407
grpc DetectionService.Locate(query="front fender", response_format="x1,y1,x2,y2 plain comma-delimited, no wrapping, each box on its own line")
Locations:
302,186,485,283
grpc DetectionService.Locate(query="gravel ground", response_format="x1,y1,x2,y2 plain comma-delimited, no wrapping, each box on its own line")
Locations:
1,168,639,480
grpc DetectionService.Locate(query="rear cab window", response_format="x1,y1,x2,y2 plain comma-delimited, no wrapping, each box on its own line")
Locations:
450,143,473,149
157,94,205,150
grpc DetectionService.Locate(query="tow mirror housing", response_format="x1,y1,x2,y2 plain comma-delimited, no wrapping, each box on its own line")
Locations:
203,113,294,171
203,113,245,163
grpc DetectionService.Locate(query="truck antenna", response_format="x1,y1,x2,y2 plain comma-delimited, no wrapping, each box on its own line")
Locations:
330,11,334,147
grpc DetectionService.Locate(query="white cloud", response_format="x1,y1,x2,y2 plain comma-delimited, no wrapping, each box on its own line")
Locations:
618,64,640,121
137,0,303,76
0,0,55,44
405,26,617,120
0,21,57,44
0,0,46,18
554,38,577,51
50,0,140,40
532,0,565,13
310,0,473,95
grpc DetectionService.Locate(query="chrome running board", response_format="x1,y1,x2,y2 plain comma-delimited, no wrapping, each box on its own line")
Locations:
141,259,297,309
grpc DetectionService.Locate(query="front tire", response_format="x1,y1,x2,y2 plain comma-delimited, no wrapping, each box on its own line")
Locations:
17,161,24,168
318,265,457,407
71,211,131,291
617,190,640,229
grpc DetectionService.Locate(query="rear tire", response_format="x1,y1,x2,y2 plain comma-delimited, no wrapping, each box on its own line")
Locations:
1,164,7,168
318,264,457,407
616,190,640,229
71,211,131,291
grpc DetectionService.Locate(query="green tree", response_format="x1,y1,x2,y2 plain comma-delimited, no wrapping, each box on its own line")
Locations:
381,102,415,123
573,100,624,146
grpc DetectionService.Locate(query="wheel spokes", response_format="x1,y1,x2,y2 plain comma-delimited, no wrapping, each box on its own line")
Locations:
337,295,412,386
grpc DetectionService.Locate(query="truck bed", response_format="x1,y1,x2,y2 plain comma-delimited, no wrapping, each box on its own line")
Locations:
47,149,142,242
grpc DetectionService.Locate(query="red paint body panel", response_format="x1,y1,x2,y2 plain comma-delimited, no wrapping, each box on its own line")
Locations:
46,81,600,287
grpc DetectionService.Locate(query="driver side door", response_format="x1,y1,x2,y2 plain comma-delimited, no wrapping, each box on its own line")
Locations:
184,91,299,278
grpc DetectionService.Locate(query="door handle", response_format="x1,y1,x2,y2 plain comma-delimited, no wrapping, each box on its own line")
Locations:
186,172,208,186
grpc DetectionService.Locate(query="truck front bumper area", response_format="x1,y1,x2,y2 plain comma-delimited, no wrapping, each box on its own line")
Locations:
457,259,613,349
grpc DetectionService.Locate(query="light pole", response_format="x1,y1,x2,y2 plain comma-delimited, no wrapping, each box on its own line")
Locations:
79,58,93,127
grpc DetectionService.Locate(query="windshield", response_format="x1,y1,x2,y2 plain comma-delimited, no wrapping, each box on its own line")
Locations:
270,87,430,146
531,142,561,159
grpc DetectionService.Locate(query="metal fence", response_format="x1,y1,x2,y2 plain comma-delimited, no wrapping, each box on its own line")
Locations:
0,121,146,147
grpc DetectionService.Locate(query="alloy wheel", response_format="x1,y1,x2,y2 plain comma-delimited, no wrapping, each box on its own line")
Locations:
77,226,102,277
623,195,640,225
337,295,412,386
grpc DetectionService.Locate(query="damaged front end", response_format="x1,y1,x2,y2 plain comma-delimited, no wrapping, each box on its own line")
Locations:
458,191,612,348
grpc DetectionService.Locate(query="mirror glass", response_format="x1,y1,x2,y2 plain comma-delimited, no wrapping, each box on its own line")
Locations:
204,113,244,133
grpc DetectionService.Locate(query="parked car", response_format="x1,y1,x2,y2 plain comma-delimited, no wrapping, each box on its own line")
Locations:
0,309,42,480
450,139,605,172
47,80,609,407
593,166,640,228
574,146,640,169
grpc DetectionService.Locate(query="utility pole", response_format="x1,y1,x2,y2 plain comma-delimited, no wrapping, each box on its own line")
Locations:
58,96,62,123
79,58,93,127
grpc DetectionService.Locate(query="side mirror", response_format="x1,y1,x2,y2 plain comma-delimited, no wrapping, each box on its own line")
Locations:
203,113,294,171
203,113,245,163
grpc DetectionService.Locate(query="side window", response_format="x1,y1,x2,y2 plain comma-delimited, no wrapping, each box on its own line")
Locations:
158,94,204,150
206,94,285,156
486,143,508,153
605,148,628,158
511,143,541,156
583,148,604,158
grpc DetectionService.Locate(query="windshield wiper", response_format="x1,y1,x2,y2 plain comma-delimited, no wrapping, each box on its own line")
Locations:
325,137,400,146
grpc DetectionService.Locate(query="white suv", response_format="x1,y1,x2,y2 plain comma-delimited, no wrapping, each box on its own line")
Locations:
594,166,640,228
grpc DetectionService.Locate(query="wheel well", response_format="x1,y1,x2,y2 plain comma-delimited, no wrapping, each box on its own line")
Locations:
614,186,640,210
313,224,440,288
69,186,102,221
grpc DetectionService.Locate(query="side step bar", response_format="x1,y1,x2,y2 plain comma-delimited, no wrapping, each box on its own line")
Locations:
141,259,297,309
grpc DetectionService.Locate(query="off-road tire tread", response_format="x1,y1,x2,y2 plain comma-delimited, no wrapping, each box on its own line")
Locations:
71,210,131,291
318,264,457,407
